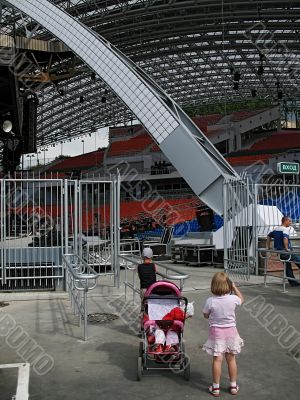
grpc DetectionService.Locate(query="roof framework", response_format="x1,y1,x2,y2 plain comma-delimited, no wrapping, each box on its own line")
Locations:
1,0,300,147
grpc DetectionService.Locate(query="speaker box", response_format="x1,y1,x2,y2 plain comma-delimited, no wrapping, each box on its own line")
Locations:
196,205,214,232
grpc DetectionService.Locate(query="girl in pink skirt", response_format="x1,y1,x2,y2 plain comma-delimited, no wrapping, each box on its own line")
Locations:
202,272,244,397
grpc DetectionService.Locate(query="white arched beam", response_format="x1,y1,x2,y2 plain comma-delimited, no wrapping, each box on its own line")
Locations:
3,0,240,214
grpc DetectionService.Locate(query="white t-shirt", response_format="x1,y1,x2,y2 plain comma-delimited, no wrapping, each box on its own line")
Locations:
203,294,241,327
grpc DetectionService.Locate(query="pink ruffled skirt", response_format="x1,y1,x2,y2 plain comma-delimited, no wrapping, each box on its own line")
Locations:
203,326,244,356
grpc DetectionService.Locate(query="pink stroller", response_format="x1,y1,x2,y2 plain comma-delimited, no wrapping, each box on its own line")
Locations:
137,280,190,381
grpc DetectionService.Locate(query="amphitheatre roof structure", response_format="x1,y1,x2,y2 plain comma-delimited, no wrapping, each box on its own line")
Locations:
1,0,300,146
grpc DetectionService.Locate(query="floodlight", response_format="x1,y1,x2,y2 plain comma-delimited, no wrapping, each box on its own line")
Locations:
2,120,13,133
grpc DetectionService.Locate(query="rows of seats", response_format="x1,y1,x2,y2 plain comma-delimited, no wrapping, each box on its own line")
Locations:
50,150,104,171
120,198,197,224
108,133,153,156
193,114,222,133
230,109,268,122
226,153,272,166
251,130,300,151
110,125,142,138
261,190,300,220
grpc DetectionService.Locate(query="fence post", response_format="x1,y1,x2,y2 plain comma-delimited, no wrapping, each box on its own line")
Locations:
115,172,121,288
74,181,78,255
0,179,4,285
254,184,259,276
246,177,251,280
84,287,88,341
223,181,228,271
64,179,69,256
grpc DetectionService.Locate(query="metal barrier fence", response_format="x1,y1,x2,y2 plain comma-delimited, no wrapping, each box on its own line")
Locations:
77,179,120,278
63,254,99,340
223,179,300,281
119,254,190,304
258,248,300,293
0,174,120,291
0,177,65,290
223,178,254,280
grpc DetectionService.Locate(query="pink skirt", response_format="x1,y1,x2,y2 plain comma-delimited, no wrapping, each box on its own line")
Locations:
203,326,244,356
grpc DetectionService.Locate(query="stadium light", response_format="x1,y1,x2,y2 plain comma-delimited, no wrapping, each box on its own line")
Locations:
257,65,264,76
233,71,241,82
1,119,13,133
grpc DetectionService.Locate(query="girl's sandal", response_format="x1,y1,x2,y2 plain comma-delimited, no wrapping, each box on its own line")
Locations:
229,385,239,395
208,386,220,397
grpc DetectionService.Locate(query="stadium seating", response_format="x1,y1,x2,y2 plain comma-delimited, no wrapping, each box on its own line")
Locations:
193,114,222,133
119,198,197,224
251,130,300,151
226,154,272,166
230,109,268,122
108,133,153,156
261,190,300,220
49,150,104,171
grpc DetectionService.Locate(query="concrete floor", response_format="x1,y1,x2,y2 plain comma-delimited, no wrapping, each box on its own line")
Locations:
0,265,300,399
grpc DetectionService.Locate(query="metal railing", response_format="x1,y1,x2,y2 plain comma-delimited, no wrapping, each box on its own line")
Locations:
63,254,99,340
258,248,300,292
119,254,190,304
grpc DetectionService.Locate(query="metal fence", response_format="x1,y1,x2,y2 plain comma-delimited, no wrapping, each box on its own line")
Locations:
223,178,300,280
76,178,120,284
0,177,65,290
0,174,120,291
223,178,255,279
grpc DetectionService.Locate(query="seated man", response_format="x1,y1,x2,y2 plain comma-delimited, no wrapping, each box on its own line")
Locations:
267,216,300,287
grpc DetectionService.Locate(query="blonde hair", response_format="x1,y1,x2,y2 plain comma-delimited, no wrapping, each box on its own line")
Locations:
211,272,231,296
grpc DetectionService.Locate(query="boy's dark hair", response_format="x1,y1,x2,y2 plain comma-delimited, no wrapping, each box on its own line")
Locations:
282,216,290,224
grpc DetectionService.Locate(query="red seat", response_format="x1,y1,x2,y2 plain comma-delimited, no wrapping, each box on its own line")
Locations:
108,133,153,156
251,130,300,151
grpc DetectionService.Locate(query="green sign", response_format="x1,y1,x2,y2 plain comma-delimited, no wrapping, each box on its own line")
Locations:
277,162,299,174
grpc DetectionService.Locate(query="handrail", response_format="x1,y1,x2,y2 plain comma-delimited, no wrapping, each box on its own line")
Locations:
119,254,190,304
258,248,292,262
63,254,99,290
257,248,300,292
62,254,100,340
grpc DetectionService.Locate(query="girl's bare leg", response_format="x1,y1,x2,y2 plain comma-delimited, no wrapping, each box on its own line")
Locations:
212,355,223,384
225,353,237,382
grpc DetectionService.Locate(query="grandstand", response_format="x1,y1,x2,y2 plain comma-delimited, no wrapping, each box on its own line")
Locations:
1,3,300,400
42,106,298,224
0,1,299,278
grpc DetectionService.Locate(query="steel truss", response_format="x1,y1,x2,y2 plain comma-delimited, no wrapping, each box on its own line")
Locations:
1,0,300,147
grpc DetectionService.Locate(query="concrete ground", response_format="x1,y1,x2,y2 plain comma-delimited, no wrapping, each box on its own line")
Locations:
0,264,300,399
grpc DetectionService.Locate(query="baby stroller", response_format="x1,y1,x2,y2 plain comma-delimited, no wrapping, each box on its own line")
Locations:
137,280,190,381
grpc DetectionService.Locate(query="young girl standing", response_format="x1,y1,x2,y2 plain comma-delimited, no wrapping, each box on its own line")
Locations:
203,272,244,397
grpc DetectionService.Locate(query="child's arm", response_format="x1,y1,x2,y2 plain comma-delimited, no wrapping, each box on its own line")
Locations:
203,298,211,319
232,282,244,304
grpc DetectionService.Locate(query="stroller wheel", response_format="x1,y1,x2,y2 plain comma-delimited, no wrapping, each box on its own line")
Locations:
139,341,143,357
137,356,143,381
183,357,190,381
